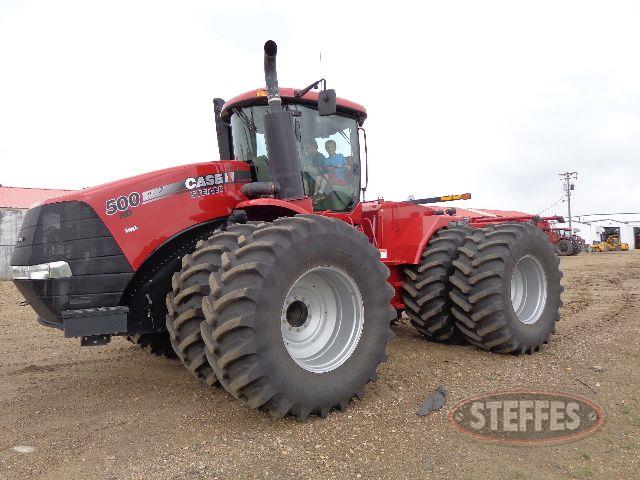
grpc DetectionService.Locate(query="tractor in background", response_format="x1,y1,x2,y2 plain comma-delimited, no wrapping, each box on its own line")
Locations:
549,227,585,256
11,41,563,420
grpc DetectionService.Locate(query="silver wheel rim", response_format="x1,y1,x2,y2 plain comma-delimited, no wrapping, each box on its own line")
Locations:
510,255,548,325
281,266,364,373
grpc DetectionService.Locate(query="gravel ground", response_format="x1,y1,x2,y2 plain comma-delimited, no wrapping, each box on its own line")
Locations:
0,252,639,480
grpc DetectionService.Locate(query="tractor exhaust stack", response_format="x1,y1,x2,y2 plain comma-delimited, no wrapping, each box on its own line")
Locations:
263,40,282,110
260,40,305,200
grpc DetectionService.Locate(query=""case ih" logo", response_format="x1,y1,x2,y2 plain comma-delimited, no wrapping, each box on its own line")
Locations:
184,172,235,190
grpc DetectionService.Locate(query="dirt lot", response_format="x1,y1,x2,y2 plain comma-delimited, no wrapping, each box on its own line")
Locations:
1,252,639,480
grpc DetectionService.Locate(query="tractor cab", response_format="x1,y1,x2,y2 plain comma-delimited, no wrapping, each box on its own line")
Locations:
216,88,367,212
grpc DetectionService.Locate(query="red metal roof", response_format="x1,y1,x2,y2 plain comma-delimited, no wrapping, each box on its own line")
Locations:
0,185,74,209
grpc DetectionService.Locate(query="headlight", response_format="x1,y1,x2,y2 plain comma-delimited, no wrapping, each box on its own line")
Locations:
11,261,72,280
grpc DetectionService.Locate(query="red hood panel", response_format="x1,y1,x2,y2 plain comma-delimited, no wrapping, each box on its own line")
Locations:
43,161,251,269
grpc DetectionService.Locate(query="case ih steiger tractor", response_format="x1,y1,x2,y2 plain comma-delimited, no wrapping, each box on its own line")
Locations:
11,41,562,420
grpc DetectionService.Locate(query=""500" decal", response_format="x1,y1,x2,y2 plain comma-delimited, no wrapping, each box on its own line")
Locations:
105,192,141,215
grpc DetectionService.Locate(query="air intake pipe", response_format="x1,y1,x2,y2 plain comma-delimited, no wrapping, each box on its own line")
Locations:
259,40,305,200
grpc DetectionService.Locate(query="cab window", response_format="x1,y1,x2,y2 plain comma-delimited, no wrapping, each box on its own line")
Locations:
230,104,360,212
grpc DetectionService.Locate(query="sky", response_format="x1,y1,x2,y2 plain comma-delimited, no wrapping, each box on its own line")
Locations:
1,0,639,220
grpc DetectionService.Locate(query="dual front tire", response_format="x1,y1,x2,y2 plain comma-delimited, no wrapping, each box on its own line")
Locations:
165,223,263,385
168,215,394,419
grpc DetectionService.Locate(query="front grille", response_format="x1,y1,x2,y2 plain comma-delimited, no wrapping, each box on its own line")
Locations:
11,201,134,326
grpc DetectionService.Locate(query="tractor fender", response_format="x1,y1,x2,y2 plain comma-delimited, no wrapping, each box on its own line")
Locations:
120,217,226,334
236,197,314,222
412,216,459,264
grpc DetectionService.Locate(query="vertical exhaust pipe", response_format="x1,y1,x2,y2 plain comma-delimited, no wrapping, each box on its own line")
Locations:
259,40,305,199
263,40,282,111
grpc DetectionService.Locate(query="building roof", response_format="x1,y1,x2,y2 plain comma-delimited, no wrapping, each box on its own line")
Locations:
0,185,74,209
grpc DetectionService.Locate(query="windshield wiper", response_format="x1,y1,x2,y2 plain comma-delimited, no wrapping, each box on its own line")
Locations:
233,108,257,132
338,130,351,145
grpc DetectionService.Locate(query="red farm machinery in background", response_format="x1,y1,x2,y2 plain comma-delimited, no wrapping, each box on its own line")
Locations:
548,227,585,256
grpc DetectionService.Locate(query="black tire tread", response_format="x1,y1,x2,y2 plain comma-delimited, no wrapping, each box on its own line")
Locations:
402,225,473,342
555,238,574,256
201,215,395,420
449,223,563,354
166,222,264,385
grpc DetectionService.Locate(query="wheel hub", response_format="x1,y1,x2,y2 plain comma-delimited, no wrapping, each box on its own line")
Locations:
281,266,364,373
285,300,309,328
510,255,548,325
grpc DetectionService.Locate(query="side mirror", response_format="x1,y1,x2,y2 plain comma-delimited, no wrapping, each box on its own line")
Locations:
318,89,337,116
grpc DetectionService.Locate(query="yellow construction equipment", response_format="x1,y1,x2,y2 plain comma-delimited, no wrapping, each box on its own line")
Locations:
592,236,629,252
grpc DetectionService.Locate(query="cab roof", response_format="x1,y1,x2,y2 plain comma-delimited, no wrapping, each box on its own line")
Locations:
221,88,367,125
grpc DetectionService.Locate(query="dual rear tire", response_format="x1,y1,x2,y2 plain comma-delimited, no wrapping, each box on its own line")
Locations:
449,223,563,353
403,222,563,354
402,226,473,342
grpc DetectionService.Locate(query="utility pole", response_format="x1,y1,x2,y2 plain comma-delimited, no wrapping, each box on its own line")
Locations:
559,171,578,230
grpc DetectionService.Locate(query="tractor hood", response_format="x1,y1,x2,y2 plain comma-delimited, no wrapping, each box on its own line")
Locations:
29,160,252,269
38,161,250,207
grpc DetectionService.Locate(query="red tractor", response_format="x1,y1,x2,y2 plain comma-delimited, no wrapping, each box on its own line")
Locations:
548,227,585,256
11,41,562,419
